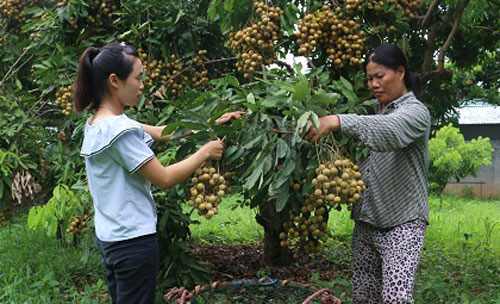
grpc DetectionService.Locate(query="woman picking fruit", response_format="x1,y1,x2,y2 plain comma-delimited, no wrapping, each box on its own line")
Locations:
305,44,431,304
73,42,241,304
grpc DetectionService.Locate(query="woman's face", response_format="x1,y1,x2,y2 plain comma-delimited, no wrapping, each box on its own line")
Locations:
116,57,144,107
366,61,407,105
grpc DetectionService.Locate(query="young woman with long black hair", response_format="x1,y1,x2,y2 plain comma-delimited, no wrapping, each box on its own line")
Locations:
73,42,241,303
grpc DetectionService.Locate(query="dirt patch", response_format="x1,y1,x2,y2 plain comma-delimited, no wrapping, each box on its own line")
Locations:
187,242,351,284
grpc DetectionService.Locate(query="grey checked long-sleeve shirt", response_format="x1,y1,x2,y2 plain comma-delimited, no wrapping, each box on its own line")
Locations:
338,92,431,229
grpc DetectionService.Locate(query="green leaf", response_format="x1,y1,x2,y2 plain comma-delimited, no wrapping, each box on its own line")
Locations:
161,121,182,136
274,185,289,213
244,163,263,190
243,134,264,150
220,15,232,35
311,112,320,130
296,111,311,133
293,75,309,102
27,207,41,230
276,138,288,160
243,103,259,112
312,92,340,105
224,0,235,12
340,77,353,91
174,9,185,24
224,145,238,158
260,95,286,108
246,92,255,104
226,75,239,87
273,158,296,190
118,29,133,40
180,121,207,130
207,0,219,21
15,79,22,90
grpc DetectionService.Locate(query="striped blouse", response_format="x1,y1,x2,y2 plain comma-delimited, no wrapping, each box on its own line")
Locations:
338,92,431,229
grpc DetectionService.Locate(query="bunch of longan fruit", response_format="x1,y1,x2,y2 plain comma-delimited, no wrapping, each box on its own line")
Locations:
56,0,119,30
228,1,284,79
280,156,366,258
66,214,90,236
310,158,365,208
55,85,73,116
0,0,27,25
186,165,233,220
296,5,365,69
139,49,210,98
186,50,210,89
87,0,119,26
341,0,421,20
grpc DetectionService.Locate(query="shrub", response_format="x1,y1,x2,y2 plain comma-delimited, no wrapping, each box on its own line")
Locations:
428,124,493,195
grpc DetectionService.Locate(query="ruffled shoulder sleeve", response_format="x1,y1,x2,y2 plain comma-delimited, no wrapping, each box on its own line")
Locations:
80,114,154,157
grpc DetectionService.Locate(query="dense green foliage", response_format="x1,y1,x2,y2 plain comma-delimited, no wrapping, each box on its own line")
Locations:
428,124,493,195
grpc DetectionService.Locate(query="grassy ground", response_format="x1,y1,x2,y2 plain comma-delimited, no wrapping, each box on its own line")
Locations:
0,212,107,304
1,195,499,303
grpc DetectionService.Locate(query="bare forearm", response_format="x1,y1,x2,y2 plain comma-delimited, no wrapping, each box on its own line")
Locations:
160,149,209,188
142,124,171,142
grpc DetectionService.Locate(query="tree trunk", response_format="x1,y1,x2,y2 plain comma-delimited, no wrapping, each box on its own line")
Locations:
256,200,291,266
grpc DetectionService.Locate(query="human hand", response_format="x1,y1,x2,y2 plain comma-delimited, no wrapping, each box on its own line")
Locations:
201,140,225,160
215,111,246,125
303,115,340,142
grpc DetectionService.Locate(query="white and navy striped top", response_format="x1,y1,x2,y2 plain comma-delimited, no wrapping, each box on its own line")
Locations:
338,92,431,229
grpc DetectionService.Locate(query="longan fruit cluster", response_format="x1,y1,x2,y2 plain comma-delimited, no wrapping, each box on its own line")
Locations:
28,12,51,41
0,0,27,25
59,0,119,29
55,85,73,116
87,0,119,26
139,49,210,98
280,193,330,258
66,214,90,235
296,5,365,69
186,166,232,220
343,0,421,20
55,0,68,7
281,158,366,258
187,50,210,89
310,159,365,208
228,1,283,79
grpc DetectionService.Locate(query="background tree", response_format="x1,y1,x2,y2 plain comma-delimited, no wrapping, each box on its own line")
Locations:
428,124,493,195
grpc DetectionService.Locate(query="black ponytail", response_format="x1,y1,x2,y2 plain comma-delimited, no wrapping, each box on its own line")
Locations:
73,42,140,113
364,44,421,95
73,47,100,112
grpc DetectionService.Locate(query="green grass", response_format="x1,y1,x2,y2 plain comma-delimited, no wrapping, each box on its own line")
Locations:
0,211,108,304
1,195,499,303
186,195,263,244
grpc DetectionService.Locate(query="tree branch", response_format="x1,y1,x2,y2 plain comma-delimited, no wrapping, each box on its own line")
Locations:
421,0,441,27
422,23,439,72
274,60,294,74
437,0,471,71
0,48,30,88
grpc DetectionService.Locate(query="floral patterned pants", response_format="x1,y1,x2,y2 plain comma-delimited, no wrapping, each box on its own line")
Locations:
352,219,426,304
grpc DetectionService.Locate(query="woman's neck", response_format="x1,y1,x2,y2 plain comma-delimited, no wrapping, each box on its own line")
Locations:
98,96,125,115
